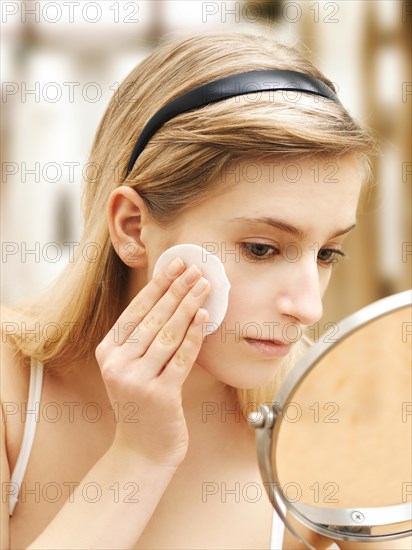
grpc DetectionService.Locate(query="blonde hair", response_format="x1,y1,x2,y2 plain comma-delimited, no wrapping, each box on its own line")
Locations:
2,32,376,411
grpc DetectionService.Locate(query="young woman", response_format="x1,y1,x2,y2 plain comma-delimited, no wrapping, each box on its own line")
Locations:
2,31,391,549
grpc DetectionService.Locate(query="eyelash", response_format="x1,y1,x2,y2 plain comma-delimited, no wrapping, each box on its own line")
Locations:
240,242,346,267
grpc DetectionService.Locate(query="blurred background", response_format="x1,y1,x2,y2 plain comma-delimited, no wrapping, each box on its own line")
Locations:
1,0,411,332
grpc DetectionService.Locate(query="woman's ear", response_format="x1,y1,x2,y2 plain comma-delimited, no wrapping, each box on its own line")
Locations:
107,185,151,269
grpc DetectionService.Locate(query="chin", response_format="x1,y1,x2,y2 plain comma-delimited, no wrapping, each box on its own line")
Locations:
196,352,282,390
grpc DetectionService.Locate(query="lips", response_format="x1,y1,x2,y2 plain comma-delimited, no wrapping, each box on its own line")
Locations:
244,337,292,357
245,338,289,346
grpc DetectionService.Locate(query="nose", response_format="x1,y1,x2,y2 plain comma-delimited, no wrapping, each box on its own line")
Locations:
275,256,324,327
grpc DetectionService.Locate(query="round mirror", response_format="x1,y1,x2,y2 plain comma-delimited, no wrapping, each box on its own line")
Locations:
249,289,412,548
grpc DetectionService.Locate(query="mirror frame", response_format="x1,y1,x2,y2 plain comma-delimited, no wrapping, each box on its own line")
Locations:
248,289,412,548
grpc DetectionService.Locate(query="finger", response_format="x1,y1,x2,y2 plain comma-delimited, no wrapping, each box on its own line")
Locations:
103,257,186,346
139,278,210,377
159,307,209,388
123,265,204,357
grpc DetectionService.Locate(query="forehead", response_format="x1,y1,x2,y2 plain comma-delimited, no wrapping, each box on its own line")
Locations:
219,152,360,191
171,154,364,242
208,154,361,212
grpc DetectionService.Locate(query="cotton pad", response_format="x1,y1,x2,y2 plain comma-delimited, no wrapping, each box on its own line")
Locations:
153,244,231,335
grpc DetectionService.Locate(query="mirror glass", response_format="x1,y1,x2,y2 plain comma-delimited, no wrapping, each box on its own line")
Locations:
273,303,412,538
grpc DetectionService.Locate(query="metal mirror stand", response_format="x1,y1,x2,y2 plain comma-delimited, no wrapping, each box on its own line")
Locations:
248,289,412,549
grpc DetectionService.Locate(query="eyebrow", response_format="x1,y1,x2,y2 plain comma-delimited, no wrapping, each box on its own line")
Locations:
229,217,357,240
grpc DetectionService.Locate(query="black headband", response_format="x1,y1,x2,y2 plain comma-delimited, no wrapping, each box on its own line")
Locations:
125,69,341,177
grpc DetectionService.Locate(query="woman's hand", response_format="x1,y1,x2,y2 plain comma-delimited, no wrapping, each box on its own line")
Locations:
95,257,210,468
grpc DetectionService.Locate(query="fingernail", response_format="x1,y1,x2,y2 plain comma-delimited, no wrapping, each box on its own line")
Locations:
184,265,201,285
325,544,340,550
191,277,209,297
167,257,184,276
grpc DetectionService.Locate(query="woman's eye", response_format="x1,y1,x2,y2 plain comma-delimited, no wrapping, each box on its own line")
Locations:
317,248,345,266
240,243,346,266
240,243,280,261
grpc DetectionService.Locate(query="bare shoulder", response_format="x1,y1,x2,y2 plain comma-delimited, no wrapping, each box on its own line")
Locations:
0,321,30,405
1,308,31,550
0,310,31,467
1,396,10,549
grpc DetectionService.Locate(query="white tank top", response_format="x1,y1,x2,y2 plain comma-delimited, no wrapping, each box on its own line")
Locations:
8,357,285,548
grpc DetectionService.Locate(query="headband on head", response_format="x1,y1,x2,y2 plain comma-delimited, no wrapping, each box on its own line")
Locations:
125,69,341,177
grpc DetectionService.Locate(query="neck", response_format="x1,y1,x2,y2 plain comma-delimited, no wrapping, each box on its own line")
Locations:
63,352,254,465
182,361,233,412
181,362,255,468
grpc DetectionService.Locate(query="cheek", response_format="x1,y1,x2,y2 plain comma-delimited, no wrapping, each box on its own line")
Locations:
225,263,276,309
208,267,273,337
319,268,333,296
220,268,263,324
225,283,249,320
196,278,253,360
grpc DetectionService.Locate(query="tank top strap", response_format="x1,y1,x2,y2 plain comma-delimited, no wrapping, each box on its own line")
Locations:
270,505,286,549
9,357,44,516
